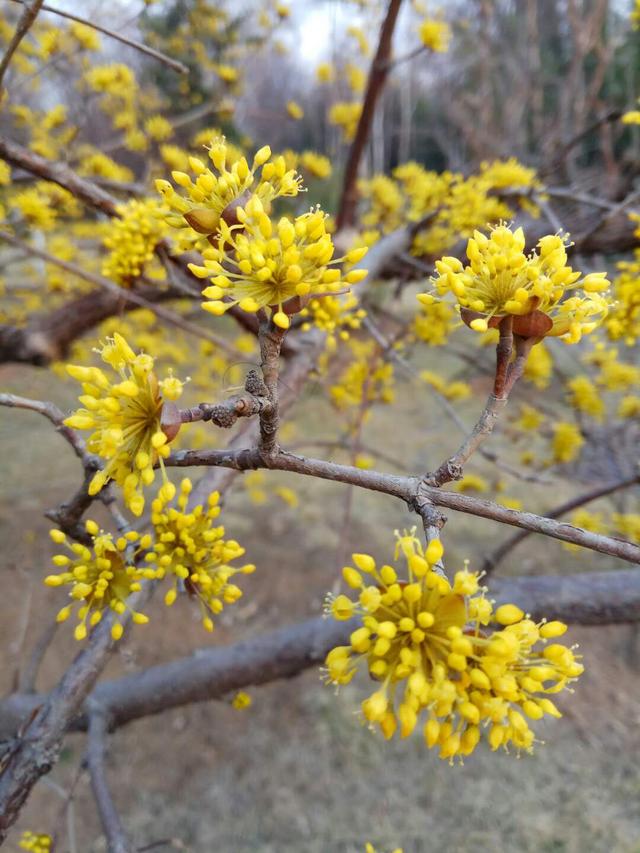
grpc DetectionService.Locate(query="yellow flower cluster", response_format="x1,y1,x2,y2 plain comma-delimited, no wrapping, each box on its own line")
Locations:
523,341,553,388
64,334,183,516
286,100,304,120
359,159,540,257
412,299,455,346
156,138,301,240
324,532,582,761
418,19,451,52
299,151,332,179
190,195,367,329
328,101,363,142
19,832,52,853
426,225,610,343
550,422,584,464
102,199,167,285
420,370,470,401
147,478,255,631
607,219,640,344
316,61,335,83
330,340,394,410
45,522,152,641
566,376,605,421
300,292,366,348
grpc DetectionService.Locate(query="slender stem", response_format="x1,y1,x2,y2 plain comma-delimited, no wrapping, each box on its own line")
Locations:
87,711,132,853
7,0,188,74
0,0,43,93
0,230,240,357
257,317,285,458
335,0,404,230
483,475,640,575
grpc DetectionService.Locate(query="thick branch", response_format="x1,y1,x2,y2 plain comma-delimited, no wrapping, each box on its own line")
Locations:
1,567,640,740
0,584,153,841
335,0,403,230
0,136,118,215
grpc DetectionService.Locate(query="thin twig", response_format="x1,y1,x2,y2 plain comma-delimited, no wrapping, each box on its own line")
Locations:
7,0,188,74
0,230,241,358
482,474,640,575
0,0,44,93
87,710,132,853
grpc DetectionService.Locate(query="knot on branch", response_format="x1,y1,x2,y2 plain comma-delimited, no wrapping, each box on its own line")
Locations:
421,460,463,489
244,368,268,397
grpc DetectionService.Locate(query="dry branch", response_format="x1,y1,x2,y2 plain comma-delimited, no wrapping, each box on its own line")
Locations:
0,0,43,92
167,447,640,566
335,0,404,230
86,711,132,853
482,475,640,575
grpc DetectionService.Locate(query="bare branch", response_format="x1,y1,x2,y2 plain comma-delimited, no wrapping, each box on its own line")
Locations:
167,447,640,565
7,0,188,74
483,474,640,575
0,0,43,93
87,710,132,853
0,393,90,464
336,0,404,230
0,136,118,216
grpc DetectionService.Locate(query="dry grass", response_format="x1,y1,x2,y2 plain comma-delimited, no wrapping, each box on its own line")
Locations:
2,351,640,853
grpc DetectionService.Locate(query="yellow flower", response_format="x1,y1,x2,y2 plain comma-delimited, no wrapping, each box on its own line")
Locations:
550,422,584,464
45,522,153,641
453,474,489,493
426,225,610,343
64,334,181,516
299,151,332,179
147,478,255,631
195,195,367,328
612,513,640,542
144,114,173,142
19,832,52,853
328,101,363,142
316,62,335,84
286,100,304,120
418,19,451,52
514,403,545,431
566,376,605,421
232,690,252,709
324,531,582,761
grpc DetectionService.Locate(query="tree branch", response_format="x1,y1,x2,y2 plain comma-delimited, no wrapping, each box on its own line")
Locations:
86,710,132,853
167,447,640,565
482,474,640,575
335,0,404,230
0,0,43,93
7,0,188,75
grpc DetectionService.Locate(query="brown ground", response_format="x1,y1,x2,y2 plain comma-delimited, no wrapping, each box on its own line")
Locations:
2,357,640,853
